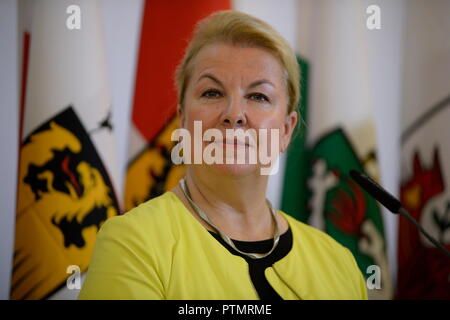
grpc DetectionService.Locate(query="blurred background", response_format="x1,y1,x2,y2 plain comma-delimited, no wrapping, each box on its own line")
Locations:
0,0,449,300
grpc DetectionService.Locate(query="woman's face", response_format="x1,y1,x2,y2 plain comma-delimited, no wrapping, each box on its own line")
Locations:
180,42,297,177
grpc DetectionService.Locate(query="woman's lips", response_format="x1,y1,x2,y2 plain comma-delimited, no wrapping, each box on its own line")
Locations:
211,139,253,147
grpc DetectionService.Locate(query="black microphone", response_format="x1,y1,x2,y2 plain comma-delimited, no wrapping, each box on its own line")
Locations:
349,169,450,258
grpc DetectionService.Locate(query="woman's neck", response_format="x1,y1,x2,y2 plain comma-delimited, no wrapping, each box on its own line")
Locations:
189,167,268,214
177,166,280,241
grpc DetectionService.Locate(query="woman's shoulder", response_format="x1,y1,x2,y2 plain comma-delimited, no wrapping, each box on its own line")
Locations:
98,191,183,242
278,211,367,299
279,211,364,275
79,192,182,299
279,211,352,256
123,191,181,220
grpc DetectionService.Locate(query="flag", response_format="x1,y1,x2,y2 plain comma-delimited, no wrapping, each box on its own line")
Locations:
397,0,450,299
280,0,392,299
12,0,120,299
124,0,230,211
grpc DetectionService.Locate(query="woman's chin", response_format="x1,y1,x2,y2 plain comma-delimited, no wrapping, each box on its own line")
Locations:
206,162,261,177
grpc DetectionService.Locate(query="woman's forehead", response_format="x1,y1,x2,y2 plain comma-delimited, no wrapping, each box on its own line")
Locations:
191,43,285,84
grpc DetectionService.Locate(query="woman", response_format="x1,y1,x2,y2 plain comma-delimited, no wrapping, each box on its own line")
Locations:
78,10,367,300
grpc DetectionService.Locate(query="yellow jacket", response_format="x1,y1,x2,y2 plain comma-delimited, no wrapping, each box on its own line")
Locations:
78,191,367,300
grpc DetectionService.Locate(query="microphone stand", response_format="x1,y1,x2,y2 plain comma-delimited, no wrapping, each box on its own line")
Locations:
349,169,450,258
398,207,450,258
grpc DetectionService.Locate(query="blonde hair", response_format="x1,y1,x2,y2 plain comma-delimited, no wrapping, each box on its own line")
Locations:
175,10,300,115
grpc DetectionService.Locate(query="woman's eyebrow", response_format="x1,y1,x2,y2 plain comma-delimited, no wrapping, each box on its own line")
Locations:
197,74,275,90
197,73,223,87
248,79,275,89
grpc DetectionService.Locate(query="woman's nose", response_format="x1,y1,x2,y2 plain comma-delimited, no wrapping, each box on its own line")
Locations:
220,98,247,128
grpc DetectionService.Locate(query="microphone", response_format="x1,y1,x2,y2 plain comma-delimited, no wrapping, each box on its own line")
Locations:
349,169,450,258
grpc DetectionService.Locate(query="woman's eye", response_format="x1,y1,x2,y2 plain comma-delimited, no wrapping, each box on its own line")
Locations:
247,93,270,103
201,89,222,99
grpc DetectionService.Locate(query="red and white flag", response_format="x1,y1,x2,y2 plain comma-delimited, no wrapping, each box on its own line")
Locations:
397,0,450,299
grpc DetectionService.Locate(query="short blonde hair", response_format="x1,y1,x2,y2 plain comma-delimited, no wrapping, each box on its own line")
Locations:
175,10,300,114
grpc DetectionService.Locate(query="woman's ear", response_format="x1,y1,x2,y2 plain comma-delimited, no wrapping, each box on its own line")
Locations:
177,104,185,128
281,111,298,152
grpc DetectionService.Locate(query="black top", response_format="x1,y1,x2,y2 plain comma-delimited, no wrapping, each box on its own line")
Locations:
208,228,293,300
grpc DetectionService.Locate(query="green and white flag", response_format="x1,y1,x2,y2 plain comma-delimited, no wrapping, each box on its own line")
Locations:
280,0,392,300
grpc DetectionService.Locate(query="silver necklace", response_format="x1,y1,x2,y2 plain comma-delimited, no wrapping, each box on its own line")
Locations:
179,178,280,259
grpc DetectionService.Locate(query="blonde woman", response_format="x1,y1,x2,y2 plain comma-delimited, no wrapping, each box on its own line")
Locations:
79,10,367,300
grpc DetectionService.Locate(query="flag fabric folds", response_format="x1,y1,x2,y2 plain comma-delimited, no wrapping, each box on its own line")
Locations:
397,0,450,299
13,0,120,299
281,0,392,300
